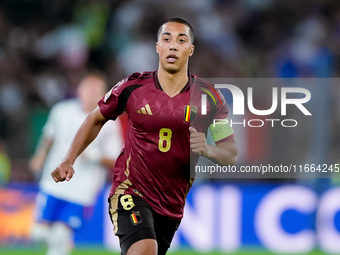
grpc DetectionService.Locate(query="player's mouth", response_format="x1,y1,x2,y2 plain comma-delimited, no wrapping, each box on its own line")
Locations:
167,54,178,63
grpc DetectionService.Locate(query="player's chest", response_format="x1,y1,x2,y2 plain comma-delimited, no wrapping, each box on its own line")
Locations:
126,90,190,131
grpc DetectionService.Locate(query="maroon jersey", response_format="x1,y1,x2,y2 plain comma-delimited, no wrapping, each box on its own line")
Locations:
98,71,233,220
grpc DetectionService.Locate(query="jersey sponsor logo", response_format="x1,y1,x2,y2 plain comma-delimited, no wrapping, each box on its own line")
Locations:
130,211,142,225
137,104,153,115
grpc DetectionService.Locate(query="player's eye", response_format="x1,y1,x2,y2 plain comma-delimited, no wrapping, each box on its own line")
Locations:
179,39,186,43
163,38,170,42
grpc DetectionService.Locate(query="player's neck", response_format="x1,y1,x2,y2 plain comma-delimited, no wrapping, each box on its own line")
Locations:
157,67,188,97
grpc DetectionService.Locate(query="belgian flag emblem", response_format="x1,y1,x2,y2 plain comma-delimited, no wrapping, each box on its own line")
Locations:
184,105,197,122
130,211,142,225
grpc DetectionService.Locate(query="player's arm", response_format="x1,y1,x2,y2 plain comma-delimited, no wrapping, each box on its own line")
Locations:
51,107,108,182
189,127,237,166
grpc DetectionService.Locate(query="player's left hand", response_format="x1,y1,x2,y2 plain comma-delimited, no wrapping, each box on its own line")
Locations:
189,127,209,156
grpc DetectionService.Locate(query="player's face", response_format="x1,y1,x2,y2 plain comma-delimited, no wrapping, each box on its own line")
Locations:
156,22,194,74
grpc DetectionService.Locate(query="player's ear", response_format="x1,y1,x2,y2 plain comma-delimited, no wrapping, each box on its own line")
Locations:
156,42,159,53
189,45,195,56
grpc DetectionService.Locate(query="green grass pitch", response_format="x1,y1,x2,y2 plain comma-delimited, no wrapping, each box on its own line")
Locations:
0,247,331,255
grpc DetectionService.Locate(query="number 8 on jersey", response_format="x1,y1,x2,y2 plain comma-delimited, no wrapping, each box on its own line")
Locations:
158,128,172,152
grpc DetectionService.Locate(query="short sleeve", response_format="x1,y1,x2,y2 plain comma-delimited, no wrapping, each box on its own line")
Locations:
98,78,128,120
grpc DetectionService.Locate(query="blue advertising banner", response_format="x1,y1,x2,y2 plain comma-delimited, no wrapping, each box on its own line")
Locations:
1,182,340,254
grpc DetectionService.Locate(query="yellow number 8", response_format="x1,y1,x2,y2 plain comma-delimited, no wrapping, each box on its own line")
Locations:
120,195,135,210
158,128,172,152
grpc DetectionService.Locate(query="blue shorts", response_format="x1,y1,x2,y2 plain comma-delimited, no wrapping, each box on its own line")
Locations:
34,192,89,230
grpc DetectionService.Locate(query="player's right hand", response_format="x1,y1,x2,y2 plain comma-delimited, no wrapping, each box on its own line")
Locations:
51,163,75,182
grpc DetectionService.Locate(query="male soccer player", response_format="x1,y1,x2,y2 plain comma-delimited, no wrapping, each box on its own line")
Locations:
51,18,237,255
30,72,123,255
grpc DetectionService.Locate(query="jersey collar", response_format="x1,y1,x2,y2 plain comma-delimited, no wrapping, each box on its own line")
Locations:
153,71,192,93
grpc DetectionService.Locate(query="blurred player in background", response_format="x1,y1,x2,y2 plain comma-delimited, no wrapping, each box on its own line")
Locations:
51,18,237,255
29,72,123,255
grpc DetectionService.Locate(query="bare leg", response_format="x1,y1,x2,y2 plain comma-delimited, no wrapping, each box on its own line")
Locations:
126,239,157,255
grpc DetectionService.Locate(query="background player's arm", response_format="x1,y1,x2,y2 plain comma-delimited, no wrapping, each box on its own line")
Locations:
51,107,108,182
100,157,116,169
189,127,237,166
79,145,116,169
29,136,54,173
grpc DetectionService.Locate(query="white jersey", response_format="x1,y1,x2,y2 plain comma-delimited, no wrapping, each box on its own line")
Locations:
39,99,123,206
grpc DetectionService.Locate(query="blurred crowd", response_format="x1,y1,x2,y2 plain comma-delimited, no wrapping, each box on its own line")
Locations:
1,0,340,183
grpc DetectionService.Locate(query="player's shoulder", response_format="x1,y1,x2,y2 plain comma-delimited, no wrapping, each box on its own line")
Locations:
102,71,155,104
115,71,155,87
107,71,155,96
191,73,227,108
127,71,155,81
191,73,217,92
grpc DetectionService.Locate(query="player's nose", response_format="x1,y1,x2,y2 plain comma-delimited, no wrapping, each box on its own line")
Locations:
169,42,178,51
